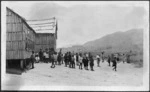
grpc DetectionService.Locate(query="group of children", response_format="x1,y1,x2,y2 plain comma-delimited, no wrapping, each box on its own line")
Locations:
30,48,119,72
29,48,54,69
50,52,95,71
38,48,51,63
96,54,118,71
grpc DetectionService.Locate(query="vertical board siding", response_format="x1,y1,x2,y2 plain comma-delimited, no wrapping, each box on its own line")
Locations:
35,33,56,52
6,41,24,51
6,8,56,60
6,8,36,60
6,32,23,41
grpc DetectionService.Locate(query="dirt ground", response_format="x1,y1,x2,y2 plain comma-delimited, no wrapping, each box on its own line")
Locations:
2,60,143,90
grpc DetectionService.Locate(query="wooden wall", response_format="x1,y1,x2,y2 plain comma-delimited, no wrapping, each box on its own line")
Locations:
6,7,56,60
6,8,36,60
35,33,56,52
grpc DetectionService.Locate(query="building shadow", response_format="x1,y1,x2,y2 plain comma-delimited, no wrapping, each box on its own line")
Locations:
6,68,23,75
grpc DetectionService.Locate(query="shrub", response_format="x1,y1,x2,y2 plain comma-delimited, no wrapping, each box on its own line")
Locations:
130,54,143,68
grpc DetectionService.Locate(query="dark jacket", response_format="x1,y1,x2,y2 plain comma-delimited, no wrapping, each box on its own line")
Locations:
30,54,35,63
112,59,117,66
39,51,43,57
89,56,94,66
57,53,61,61
76,55,79,61
69,54,72,62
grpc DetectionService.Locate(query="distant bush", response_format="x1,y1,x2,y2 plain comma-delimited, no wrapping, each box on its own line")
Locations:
130,54,143,68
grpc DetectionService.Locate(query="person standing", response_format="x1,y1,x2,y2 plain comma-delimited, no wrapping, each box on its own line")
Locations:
57,49,62,65
107,55,111,66
66,52,69,66
43,51,47,63
111,54,114,67
35,53,40,63
85,53,89,70
54,52,58,65
116,53,120,62
39,49,43,62
89,53,94,71
51,53,55,68
71,54,75,68
61,54,64,64
96,54,100,67
64,52,68,67
82,53,86,69
101,51,104,63
48,48,52,63
45,51,49,63
126,54,130,63
57,52,61,65
79,53,83,70
76,53,79,66
74,53,76,65
112,57,117,71
68,52,72,68
30,51,35,69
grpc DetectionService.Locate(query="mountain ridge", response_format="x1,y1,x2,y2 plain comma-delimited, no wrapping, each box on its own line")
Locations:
58,28,143,54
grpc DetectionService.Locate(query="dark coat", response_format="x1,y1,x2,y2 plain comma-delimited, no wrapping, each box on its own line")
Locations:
39,51,43,57
76,55,79,61
108,57,111,63
112,59,117,66
30,54,35,63
68,54,72,62
57,54,61,62
85,57,89,66
82,58,86,67
64,54,67,61
89,56,94,66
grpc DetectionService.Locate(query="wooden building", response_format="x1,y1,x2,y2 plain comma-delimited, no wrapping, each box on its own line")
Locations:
6,7,36,68
35,33,56,52
6,7,57,69
34,16,58,53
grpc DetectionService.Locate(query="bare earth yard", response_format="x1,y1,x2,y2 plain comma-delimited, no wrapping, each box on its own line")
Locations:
2,60,143,90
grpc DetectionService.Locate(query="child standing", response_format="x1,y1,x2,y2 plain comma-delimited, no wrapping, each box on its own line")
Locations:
85,53,89,70
51,53,55,68
89,53,94,71
30,51,35,69
96,54,100,67
71,54,75,68
35,53,40,63
76,53,79,66
64,53,68,67
107,55,111,66
112,57,117,71
54,52,58,65
79,53,83,70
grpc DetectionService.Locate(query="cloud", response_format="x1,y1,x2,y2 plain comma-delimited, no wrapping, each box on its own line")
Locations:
56,4,147,48
5,2,148,48
28,2,67,19
122,6,147,30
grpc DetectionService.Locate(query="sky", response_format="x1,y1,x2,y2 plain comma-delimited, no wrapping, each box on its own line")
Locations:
3,1,149,48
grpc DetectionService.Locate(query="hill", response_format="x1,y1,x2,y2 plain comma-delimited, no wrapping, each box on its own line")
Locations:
83,28,143,53
59,28,143,55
